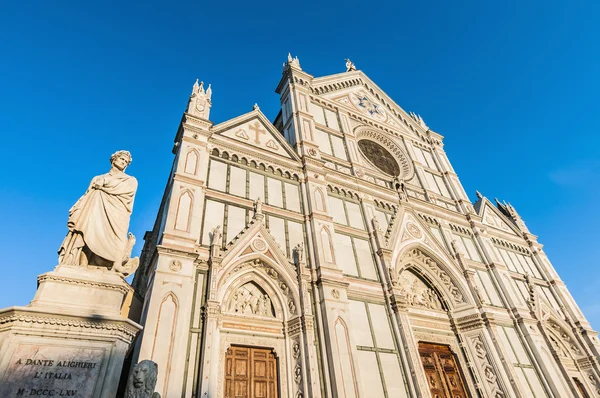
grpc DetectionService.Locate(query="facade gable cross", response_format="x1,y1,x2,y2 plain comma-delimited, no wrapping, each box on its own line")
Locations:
249,121,266,144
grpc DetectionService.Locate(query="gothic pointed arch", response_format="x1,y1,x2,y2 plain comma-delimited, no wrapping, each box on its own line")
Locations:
220,267,290,320
543,315,585,360
333,317,359,398
183,148,200,175
396,245,473,309
314,187,326,212
174,189,194,231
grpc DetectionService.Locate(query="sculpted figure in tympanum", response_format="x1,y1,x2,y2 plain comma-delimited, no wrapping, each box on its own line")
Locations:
58,150,139,276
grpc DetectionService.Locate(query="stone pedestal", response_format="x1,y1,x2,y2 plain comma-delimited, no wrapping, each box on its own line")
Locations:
0,265,142,398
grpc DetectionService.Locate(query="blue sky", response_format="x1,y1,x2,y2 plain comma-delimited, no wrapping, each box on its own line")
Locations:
1,1,599,328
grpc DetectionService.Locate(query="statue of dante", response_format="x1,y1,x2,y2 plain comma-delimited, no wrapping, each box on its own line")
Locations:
58,150,139,275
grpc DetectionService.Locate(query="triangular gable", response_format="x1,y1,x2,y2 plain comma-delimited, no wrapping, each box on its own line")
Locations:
311,71,424,138
219,215,297,283
387,209,456,268
478,198,520,236
211,108,300,161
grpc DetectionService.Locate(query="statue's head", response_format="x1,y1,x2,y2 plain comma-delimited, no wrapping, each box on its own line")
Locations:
110,150,132,171
125,360,158,398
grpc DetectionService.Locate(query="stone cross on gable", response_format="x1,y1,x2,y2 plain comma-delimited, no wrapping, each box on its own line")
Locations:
249,121,266,144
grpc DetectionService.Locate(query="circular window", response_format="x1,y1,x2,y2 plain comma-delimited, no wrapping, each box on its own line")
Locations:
358,139,400,176
354,127,415,180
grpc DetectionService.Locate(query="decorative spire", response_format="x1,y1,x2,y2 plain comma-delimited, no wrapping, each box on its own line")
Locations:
475,190,483,200
345,58,356,72
253,103,260,111
495,198,531,234
283,52,302,72
186,78,212,120
409,111,428,130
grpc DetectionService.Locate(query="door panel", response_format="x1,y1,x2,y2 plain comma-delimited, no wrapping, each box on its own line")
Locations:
419,342,469,398
225,346,278,398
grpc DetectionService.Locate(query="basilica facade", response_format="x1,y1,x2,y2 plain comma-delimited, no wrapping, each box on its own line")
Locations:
131,55,600,398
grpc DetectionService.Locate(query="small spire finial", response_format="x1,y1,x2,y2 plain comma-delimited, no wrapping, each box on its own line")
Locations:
253,103,260,111
476,190,483,199
283,53,301,71
186,79,211,119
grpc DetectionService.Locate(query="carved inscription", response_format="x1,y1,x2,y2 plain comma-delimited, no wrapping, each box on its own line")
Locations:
1,344,104,397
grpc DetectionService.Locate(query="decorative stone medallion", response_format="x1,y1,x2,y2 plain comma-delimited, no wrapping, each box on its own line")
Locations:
407,222,423,239
169,260,182,272
250,238,267,253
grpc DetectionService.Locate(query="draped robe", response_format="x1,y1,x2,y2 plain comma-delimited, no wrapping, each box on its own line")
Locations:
61,170,137,264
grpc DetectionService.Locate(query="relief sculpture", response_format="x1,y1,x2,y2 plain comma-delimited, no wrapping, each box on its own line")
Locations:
398,271,443,310
228,283,273,317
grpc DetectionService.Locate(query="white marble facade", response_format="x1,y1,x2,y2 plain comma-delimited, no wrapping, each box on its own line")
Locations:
130,57,600,398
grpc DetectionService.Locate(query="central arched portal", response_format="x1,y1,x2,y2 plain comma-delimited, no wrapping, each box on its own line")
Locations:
418,342,469,398
224,345,278,398
393,247,487,397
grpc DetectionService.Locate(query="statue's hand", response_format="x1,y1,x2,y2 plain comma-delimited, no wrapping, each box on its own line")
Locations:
91,176,105,190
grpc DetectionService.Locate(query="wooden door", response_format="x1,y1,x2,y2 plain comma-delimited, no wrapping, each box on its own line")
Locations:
225,346,278,398
419,342,469,398
574,377,590,398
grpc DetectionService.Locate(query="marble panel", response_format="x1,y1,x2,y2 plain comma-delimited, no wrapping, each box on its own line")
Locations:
310,102,326,126
479,270,503,306
367,303,394,349
226,205,246,243
524,367,549,397
267,216,286,252
208,160,227,192
330,135,347,160
229,166,247,197
315,129,332,155
345,202,365,230
328,197,347,225
348,301,373,347
267,178,283,208
201,200,225,245
374,210,388,232
284,183,300,212
0,344,105,397
287,221,304,255
354,239,377,280
356,350,385,398
379,353,408,398
334,233,358,276
249,172,265,201
324,109,339,131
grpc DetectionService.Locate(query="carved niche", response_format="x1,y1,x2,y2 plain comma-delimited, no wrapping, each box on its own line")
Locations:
227,282,274,317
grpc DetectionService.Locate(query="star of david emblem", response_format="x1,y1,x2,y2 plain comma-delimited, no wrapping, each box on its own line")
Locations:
356,96,381,115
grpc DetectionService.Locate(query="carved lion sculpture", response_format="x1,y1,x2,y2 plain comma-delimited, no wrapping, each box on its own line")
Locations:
124,360,161,398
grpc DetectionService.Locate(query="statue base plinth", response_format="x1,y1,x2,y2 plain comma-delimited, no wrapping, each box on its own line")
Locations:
30,265,132,317
0,265,142,398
